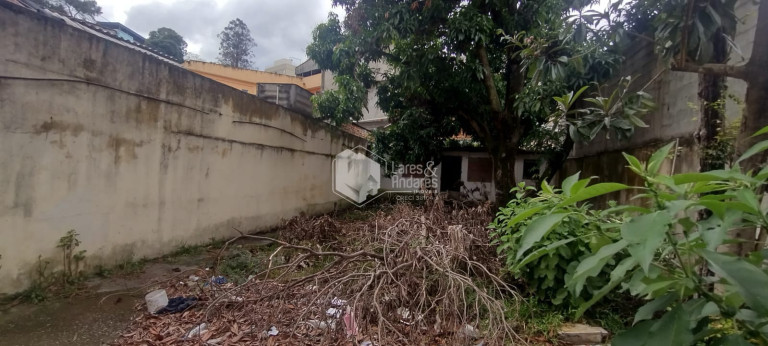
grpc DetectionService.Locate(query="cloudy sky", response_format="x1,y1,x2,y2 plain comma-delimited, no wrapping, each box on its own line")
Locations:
96,0,343,70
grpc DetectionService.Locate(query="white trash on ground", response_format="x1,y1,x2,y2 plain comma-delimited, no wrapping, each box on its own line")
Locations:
144,289,168,314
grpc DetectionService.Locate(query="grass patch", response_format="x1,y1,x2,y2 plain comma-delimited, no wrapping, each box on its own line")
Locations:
509,298,565,342
94,257,149,278
217,249,265,284
166,243,205,258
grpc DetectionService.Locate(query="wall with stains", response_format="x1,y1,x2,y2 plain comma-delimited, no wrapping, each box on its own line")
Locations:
561,0,758,205
0,3,365,294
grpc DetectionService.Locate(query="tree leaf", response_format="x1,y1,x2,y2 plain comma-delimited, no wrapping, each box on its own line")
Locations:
671,172,723,185
613,320,655,346
502,205,546,229
700,249,768,315
574,257,637,318
601,204,651,216
569,177,595,197
561,172,581,197
515,213,569,260
751,125,768,137
647,141,676,175
645,305,693,346
734,188,761,215
634,293,676,324
623,152,644,174
699,211,741,250
514,238,577,270
560,183,631,206
569,239,628,296
621,211,673,273
616,306,694,346
736,139,768,163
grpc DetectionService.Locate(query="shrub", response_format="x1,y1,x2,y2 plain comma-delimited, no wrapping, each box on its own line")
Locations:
490,178,627,310
498,125,768,344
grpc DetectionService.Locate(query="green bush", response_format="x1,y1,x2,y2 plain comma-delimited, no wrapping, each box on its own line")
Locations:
497,125,768,345
490,178,627,309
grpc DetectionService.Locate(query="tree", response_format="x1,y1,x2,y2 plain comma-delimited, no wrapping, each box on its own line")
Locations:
145,27,187,63
31,0,101,21
620,0,768,171
217,18,257,69
605,0,768,256
307,1,650,203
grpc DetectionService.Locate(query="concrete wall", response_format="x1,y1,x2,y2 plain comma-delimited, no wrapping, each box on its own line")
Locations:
0,3,365,294
562,0,759,203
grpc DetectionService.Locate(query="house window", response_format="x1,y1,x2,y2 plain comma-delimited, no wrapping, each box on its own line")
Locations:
523,159,540,180
467,157,493,182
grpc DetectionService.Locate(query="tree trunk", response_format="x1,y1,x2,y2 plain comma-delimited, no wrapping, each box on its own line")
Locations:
736,70,768,256
739,75,768,170
539,134,575,186
738,0,768,171
491,148,517,206
697,28,728,172
736,0,768,256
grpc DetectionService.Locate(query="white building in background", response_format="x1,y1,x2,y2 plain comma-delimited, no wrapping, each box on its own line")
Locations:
265,58,297,76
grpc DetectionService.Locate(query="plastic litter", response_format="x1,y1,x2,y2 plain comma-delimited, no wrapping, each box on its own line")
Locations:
144,289,168,314
459,324,480,339
185,323,207,338
157,296,197,314
326,307,341,318
268,326,279,336
343,306,357,336
397,307,411,319
305,319,336,330
211,276,227,284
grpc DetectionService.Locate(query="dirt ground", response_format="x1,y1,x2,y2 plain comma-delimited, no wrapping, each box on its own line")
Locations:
0,202,523,345
0,255,206,346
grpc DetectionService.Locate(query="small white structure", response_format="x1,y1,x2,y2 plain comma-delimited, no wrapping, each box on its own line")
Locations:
438,149,541,202
265,58,297,76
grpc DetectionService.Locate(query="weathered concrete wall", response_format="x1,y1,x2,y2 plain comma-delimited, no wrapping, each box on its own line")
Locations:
0,3,365,293
563,0,758,202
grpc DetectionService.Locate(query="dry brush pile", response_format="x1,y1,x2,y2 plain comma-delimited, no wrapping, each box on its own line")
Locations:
113,199,524,345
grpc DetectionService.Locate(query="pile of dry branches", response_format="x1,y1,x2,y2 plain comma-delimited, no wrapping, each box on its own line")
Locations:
113,199,522,345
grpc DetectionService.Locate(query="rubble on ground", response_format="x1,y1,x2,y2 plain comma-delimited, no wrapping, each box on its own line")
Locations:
111,199,522,345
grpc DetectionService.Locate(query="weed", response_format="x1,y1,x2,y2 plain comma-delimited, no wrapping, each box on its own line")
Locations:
508,298,565,342
115,258,148,275
11,256,52,304
206,237,227,249
217,249,264,284
17,284,48,304
166,243,205,258
57,230,86,285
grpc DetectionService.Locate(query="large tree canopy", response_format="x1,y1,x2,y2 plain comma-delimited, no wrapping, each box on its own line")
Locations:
217,18,257,69
308,0,651,202
145,27,187,63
